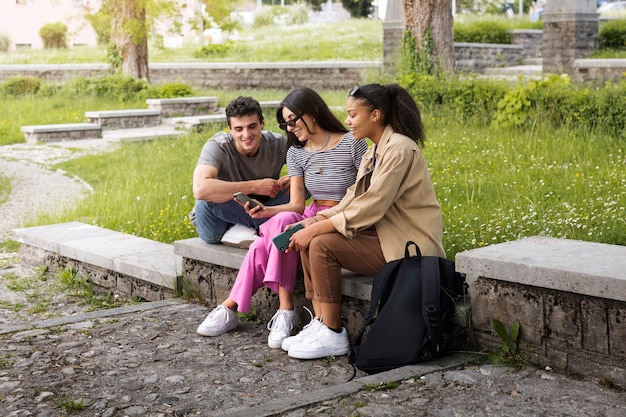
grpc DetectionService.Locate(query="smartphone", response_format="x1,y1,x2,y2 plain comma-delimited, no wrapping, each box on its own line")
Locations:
272,223,304,252
233,192,259,209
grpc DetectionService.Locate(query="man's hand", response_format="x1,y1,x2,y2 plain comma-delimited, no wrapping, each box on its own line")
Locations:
254,178,284,198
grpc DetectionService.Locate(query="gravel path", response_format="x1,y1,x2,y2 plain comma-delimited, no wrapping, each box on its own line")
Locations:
0,140,117,241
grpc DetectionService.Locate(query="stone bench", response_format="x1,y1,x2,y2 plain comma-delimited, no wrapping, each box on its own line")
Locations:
146,96,219,118
174,237,374,338
85,109,162,130
456,236,626,388
13,222,181,302
20,123,102,143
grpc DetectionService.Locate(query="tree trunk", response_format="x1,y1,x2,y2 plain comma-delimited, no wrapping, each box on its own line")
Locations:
402,0,454,73
110,0,149,81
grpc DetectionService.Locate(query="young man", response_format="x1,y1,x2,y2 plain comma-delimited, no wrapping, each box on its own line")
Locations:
191,96,289,248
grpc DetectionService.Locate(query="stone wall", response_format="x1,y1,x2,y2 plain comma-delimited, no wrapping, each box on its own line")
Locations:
0,62,381,91
454,43,524,72
471,277,626,389
19,244,174,302
510,29,543,58
542,16,599,74
573,59,626,83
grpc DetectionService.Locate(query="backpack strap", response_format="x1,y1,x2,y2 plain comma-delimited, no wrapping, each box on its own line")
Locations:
350,260,400,344
421,256,442,354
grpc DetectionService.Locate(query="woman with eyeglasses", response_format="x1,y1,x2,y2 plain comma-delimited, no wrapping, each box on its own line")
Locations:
282,83,446,360
196,87,368,349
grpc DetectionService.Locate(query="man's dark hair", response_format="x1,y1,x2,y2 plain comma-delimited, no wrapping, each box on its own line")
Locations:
225,96,264,127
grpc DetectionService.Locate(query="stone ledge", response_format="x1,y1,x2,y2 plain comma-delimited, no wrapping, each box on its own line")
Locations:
21,123,101,133
20,123,102,143
13,222,181,292
174,237,374,301
455,236,626,302
456,236,626,388
146,96,219,117
85,109,162,130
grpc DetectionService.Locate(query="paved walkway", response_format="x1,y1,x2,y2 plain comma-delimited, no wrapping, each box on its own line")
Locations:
0,298,624,417
0,136,624,417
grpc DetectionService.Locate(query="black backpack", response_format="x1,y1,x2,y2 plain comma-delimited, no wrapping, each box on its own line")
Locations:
348,241,466,374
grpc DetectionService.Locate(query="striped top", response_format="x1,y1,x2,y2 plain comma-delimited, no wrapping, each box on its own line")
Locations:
286,132,368,201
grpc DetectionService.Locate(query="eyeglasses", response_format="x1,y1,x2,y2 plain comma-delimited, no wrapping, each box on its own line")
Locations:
349,85,375,105
279,114,302,130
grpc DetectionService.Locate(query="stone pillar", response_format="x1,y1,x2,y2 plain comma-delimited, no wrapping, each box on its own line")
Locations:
542,0,598,75
382,0,403,68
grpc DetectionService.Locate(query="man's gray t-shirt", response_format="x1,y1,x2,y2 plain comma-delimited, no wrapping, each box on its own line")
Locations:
197,130,287,185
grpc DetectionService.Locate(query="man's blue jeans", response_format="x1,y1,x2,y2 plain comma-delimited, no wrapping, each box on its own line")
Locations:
193,190,290,244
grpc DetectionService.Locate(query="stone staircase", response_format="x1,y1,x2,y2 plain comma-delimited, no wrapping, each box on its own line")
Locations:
19,96,229,144
19,97,284,144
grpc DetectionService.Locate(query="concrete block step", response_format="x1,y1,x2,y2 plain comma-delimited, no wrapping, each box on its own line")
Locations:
13,222,181,292
20,123,102,143
146,96,219,117
86,109,162,130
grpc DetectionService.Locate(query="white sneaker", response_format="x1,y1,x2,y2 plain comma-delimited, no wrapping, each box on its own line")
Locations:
281,309,322,352
221,224,260,249
267,309,300,349
197,305,238,336
287,324,350,360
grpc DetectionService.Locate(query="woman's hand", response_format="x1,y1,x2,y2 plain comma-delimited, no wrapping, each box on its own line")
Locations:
285,218,319,252
245,202,269,219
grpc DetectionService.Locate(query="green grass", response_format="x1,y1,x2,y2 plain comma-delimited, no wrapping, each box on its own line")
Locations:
0,95,147,146
0,19,383,65
31,102,625,259
422,112,626,256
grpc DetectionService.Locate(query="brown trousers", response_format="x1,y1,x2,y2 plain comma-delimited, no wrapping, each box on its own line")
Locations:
300,229,386,304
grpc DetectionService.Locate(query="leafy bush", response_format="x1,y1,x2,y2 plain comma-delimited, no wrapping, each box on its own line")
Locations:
0,76,42,97
39,22,68,49
448,77,509,121
401,73,508,122
454,19,512,44
154,82,194,98
67,74,153,102
491,75,626,138
0,33,10,52
599,20,626,51
402,72,626,139
492,75,572,128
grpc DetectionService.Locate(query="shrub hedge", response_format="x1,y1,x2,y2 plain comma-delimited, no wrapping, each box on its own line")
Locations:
0,76,42,96
39,22,68,49
401,73,626,139
599,20,626,51
0,75,194,102
454,20,512,44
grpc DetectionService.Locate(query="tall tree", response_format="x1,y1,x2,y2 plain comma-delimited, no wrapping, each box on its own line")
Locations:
402,0,454,73
109,0,149,80
87,0,236,81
